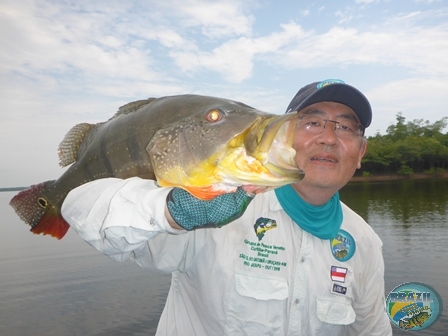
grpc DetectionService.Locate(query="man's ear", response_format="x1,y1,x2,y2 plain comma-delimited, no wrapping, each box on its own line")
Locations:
357,140,367,169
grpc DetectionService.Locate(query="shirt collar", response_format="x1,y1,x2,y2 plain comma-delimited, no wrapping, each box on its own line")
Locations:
270,190,284,211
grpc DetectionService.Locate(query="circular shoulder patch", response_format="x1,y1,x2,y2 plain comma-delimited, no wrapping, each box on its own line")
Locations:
330,229,356,262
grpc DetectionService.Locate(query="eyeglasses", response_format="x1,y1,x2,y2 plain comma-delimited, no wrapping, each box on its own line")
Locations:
297,114,365,139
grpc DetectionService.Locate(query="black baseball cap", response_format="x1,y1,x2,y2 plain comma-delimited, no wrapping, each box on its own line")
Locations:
285,79,372,129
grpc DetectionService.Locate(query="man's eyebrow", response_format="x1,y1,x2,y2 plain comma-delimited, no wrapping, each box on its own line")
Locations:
300,109,326,117
337,113,360,123
300,109,360,123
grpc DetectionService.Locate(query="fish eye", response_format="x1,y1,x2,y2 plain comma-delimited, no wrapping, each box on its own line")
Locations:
38,197,48,208
205,109,222,123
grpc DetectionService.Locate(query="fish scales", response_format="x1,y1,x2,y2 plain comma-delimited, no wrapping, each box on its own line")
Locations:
10,94,302,239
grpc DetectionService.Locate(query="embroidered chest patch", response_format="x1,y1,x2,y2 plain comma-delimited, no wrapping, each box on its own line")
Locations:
254,217,277,241
330,229,356,262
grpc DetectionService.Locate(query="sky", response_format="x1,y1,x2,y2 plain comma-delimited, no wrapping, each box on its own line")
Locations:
1,0,448,187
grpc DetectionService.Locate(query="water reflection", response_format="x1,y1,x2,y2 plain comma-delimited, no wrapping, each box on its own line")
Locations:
341,179,448,225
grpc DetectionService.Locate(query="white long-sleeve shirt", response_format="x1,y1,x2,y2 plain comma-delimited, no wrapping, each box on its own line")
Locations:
61,177,392,336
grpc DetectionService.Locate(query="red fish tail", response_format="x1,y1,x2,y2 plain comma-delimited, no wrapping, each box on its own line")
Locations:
9,182,70,240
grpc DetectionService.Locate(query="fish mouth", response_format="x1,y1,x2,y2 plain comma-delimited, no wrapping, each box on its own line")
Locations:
215,111,304,185
246,112,301,172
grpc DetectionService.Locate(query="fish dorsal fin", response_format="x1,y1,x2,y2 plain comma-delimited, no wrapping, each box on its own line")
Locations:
114,98,156,117
58,123,96,167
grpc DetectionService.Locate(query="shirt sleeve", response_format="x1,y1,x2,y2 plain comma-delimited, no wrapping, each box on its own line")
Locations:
343,241,393,336
61,177,187,262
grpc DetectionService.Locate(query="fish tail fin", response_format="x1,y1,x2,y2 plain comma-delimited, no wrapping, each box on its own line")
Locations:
9,182,70,240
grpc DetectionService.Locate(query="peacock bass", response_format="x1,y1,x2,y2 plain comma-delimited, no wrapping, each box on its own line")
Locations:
10,94,302,239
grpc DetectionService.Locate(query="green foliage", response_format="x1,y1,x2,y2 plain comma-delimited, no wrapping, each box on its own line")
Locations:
424,167,447,175
398,165,413,175
361,114,448,175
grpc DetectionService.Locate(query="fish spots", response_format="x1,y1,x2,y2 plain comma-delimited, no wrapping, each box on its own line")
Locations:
150,127,181,170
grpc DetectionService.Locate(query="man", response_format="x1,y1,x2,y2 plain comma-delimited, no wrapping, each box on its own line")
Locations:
62,79,392,335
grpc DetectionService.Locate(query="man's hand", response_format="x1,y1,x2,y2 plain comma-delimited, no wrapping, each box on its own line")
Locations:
165,187,256,231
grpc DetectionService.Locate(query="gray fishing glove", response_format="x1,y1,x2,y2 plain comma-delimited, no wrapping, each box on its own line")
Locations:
166,187,254,230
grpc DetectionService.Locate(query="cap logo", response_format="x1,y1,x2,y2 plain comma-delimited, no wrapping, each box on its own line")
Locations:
317,79,345,90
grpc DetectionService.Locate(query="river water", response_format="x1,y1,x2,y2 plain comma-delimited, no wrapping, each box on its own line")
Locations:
340,179,448,336
1,178,447,335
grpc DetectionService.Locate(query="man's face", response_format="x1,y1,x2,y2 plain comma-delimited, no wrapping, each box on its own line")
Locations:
292,101,367,193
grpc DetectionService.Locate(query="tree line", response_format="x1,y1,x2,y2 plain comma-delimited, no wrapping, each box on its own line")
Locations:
359,113,448,176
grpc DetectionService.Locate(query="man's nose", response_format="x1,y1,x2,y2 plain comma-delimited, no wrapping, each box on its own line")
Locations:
317,120,338,144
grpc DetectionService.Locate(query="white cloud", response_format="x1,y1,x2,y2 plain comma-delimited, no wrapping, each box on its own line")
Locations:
0,1,163,93
164,0,254,38
389,11,422,21
415,0,441,3
335,10,354,24
169,22,307,82
366,77,448,135
276,21,448,78
0,0,259,94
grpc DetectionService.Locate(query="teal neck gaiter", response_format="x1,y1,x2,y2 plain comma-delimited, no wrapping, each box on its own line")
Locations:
274,185,342,240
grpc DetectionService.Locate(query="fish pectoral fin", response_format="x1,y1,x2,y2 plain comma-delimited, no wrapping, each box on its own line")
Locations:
181,186,230,201
157,179,234,200
58,123,96,167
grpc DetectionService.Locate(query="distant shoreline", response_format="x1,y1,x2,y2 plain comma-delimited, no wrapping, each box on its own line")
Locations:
0,187,27,192
1,173,447,191
350,172,448,183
